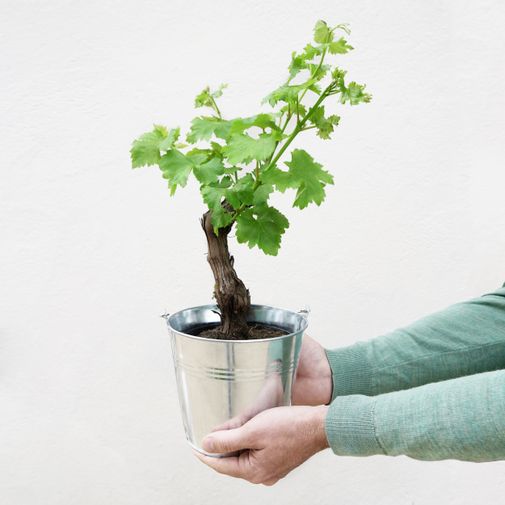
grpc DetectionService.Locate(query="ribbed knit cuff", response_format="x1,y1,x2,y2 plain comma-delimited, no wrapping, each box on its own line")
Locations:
325,344,374,401
325,395,385,456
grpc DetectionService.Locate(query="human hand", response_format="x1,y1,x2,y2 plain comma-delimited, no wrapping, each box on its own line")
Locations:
195,405,329,485
210,372,284,432
292,335,332,406
211,334,331,434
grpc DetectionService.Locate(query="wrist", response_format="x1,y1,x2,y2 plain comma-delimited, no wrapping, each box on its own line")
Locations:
310,405,329,452
320,351,332,405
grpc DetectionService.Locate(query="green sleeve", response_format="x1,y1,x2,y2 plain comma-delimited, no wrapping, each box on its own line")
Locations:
325,285,505,399
325,368,505,462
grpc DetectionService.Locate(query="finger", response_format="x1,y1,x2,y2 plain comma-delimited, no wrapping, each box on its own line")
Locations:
262,478,279,487
210,413,248,432
193,450,243,478
202,426,255,454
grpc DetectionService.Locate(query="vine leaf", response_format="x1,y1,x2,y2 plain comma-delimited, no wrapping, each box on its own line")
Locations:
187,117,228,143
286,149,334,208
223,133,276,164
328,37,353,54
193,157,226,184
263,81,320,107
227,114,279,134
310,106,340,139
131,125,179,167
313,20,333,44
236,204,289,256
159,150,193,195
225,174,255,209
339,81,372,105
200,178,234,232
194,84,228,109
264,149,334,209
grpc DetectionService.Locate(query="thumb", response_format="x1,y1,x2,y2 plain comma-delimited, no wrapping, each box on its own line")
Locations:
202,426,253,454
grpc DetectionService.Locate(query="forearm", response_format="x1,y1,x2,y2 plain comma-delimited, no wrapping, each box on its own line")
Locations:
326,285,505,399
325,368,505,462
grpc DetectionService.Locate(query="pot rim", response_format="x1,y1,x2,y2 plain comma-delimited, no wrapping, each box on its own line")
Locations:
165,303,308,344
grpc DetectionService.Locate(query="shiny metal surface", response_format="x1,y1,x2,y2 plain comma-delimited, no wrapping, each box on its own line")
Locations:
166,304,308,457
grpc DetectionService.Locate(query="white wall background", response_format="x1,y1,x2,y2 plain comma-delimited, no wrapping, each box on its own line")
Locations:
1,0,505,503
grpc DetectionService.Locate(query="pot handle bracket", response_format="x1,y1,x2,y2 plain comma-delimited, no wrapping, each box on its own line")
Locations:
297,306,310,320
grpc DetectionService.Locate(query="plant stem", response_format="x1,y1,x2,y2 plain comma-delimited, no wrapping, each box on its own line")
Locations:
262,48,329,173
266,82,333,170
201,210,250,339
298,48,327,105
211,97,222,118
230,81,334,222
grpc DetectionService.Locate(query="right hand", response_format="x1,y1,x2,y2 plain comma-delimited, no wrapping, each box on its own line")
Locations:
292,334,332,406
209,335,332,435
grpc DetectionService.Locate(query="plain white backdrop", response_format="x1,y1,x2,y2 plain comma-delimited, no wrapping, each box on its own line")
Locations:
1,1,505,503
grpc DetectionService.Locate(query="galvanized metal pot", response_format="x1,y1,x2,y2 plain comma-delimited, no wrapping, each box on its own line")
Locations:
165,304,308,457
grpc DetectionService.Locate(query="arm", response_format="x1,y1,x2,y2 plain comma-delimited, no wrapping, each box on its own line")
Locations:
327,285,505,399
197,368,505,485
195,284,505,482
326,368,505,462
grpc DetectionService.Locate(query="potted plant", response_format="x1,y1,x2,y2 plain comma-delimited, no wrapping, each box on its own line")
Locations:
130,20,371,456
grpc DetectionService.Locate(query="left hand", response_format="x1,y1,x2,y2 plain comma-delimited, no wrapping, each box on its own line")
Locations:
194,405,329,486
292,334,332,406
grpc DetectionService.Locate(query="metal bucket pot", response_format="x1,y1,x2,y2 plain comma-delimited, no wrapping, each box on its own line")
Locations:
166,304,308,457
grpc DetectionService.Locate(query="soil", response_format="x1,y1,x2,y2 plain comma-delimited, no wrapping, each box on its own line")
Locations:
190,322,288,340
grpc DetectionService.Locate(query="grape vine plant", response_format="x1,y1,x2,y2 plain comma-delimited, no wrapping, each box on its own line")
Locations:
130,20,371,339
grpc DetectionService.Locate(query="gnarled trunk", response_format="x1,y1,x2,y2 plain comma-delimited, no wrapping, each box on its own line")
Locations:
201,209,251,339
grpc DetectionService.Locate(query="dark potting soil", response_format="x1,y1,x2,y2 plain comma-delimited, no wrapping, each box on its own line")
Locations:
187,322,288,340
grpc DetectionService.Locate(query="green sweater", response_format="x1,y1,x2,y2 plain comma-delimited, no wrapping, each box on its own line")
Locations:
324,285,505,462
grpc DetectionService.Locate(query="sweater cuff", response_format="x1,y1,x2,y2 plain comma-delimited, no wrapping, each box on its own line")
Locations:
325,395,385,456
325,344,374,401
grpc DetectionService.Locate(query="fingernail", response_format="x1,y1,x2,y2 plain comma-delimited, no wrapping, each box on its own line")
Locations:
202,436,215,452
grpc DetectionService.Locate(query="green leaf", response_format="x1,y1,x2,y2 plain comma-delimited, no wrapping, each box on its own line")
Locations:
195,86,212,109
223,133,276,164
194,84,228,109
131,125,174,168
262,164,293,192
193,156,226,184
185,148,209,166
225,174,255,209
187,114,280,145
313,20,333,44
159,127,180,151
212,83,228,99
262,149,335,208
280,101,307,119
253,183,274,205
327,37,353,54
159,150,193,195
301,43,322,61
288,51,308,79
186,117,229,143
308,63,330,81
201,182,226,209
227,114,279,134
331,67,347,82
284,149,334,208
200,178,234,232
236,205,289,255
339,81,372,105
309,106,340,140
263,81,320,107
211,206,234,231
